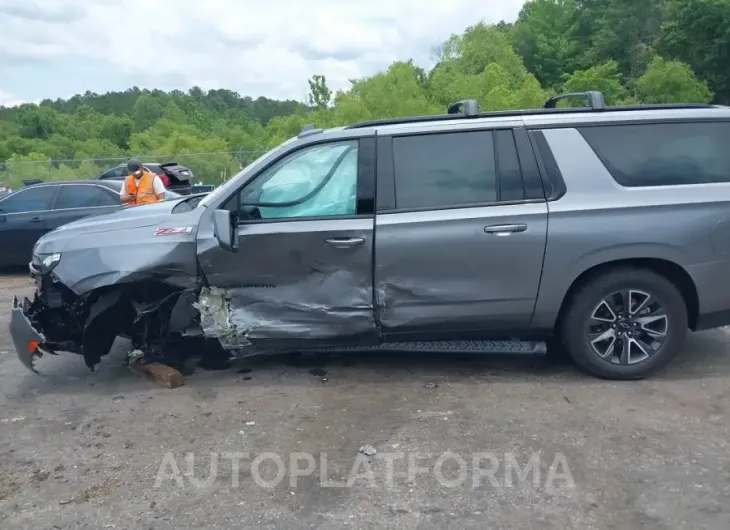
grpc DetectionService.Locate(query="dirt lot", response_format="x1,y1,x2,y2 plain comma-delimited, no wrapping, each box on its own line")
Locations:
1,273,730,529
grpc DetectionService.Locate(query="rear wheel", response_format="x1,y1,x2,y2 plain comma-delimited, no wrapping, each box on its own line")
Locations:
561,268,687,379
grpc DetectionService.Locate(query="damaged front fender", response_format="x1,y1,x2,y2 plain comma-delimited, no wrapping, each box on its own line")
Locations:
32,198,205,296
47,242,199,296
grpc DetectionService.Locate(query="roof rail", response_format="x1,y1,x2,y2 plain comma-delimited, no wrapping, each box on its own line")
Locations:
543,91,607,110
344,95,717,130
447,99,481,117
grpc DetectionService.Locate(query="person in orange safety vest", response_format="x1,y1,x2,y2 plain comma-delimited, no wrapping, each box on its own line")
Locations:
121,158,166,206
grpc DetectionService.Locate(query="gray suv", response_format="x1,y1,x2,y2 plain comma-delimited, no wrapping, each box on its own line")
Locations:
9,91,730,380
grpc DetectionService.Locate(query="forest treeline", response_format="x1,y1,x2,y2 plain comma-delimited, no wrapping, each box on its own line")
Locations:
1,0,727,185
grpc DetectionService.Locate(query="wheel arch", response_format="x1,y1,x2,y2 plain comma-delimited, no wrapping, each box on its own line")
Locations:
554,258,699,334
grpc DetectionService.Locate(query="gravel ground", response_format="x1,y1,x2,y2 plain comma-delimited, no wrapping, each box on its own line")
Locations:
1,273,730,529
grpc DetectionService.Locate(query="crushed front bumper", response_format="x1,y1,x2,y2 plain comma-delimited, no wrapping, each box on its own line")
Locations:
9,295,46,373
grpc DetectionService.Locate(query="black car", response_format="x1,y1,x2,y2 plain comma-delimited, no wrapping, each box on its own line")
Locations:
0,180,125,267
96,162,194,195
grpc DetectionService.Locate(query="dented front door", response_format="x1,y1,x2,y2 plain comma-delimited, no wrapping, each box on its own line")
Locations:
196,137,378,350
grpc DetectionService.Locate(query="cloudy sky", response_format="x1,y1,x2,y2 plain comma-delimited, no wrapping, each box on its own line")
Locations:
0,0,525,107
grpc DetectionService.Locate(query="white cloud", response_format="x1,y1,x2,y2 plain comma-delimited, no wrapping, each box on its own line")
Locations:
0,0,525,101
0,91,30,108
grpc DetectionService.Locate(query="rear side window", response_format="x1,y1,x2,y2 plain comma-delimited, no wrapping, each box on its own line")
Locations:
55,185,104,209
392,131,498,210
98,188,120,206
0,186,56,213
579,122,730,187
102,166,126,179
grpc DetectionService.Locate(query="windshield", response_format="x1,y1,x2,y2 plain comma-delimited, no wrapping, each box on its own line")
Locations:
198,138,297,208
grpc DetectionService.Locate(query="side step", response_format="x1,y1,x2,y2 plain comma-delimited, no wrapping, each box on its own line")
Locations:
303,340,546,355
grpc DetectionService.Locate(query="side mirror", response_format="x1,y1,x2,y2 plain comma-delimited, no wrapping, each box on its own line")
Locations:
212,209,238,253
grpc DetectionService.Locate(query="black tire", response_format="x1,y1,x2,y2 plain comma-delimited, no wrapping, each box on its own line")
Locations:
560,267,688,380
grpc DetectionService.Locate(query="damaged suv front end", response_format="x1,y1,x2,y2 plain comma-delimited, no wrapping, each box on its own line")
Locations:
8,130,376,375
10,196,208,373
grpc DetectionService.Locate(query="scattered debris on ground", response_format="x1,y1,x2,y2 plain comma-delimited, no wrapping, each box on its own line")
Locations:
359,444,377,456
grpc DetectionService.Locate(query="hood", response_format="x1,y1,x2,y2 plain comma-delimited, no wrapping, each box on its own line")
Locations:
47,198,188,238
35,196,204,256
33,197,206,295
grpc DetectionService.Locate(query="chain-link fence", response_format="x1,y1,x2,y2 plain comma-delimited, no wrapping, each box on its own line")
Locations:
0,150,268,189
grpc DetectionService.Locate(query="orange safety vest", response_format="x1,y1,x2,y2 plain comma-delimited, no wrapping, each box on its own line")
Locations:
124,171,160,205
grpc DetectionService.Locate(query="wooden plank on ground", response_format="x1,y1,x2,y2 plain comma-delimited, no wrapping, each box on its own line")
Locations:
129,362,184,389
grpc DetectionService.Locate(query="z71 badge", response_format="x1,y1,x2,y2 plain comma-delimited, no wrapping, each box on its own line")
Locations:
154,227,193,236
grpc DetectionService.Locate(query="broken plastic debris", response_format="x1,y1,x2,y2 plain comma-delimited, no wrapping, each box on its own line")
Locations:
1,416,26,423
359,444,377,456
245,421,256,426
126,349,144,364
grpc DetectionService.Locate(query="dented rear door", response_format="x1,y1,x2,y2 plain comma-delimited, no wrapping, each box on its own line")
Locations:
196,135,378,350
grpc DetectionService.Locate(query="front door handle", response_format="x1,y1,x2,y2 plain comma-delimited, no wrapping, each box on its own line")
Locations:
29,217,43,223
484,224,527,236
325,237,365,248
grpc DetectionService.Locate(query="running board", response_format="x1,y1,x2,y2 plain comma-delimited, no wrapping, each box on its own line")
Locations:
301,340,546,355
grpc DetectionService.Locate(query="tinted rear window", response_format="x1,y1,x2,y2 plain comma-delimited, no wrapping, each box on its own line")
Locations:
578,122,730,187
392,131,497,210
55,185,104,209
161,164,188,173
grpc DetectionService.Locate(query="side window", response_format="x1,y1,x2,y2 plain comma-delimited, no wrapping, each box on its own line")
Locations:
578,122,730,187
54,185,103,209
229,140,359,220
98,188,120,206
392,131,498,210
102,166,126,180
0,186,56,213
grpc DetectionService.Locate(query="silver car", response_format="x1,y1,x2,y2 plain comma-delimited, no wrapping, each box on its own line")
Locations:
9,91,730,380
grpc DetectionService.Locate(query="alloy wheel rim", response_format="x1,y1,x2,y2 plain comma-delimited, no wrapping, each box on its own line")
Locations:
587,289,668,365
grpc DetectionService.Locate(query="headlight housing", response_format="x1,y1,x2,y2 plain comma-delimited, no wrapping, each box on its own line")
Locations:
42,253,61,269
33,252,62,274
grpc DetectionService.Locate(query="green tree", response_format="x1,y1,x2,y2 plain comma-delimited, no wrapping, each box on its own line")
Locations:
4,152,51,187
659,0,730,103
635,56,712,103
307,75,332,109
132,94,166,132
16,104,59,139
575,0,665,79
561,61,628,104
512,0,581,88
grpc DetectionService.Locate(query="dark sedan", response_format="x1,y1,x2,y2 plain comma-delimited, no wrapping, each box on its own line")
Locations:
0,181,184,268
0,180,168,268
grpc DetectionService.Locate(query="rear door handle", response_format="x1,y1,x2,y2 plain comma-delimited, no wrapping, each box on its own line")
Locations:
325,237,365,248
484,224,527,235
29,217,43,223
